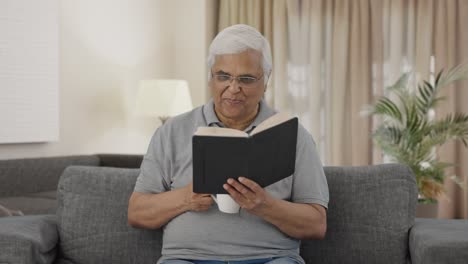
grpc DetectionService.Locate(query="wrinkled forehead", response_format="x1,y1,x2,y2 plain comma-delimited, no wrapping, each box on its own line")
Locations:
212,50,263,73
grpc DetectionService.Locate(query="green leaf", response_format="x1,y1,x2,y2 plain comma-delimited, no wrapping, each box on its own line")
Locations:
434,70,443,87
367,63,468,200
372,97,403,123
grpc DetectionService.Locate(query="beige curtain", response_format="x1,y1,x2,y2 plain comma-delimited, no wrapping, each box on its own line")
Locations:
380,0,468,219
216,0,468,218
432,0,468,219
218,0,374,166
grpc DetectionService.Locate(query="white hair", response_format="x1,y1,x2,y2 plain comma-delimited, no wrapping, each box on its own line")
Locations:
207,24,272,82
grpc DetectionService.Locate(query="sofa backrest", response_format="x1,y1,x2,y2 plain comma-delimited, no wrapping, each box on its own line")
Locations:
56,164,417,264
0,155,100,197
96,154,143,168
302,164,417,264
56,166,161,264
0,154,144,198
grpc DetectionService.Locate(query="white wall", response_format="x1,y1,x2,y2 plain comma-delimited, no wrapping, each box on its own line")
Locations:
0,0,213,159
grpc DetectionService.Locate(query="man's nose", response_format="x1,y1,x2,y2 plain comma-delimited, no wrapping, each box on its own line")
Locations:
226,78,241,92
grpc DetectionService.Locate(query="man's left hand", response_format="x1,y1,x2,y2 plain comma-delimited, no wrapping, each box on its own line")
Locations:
223,177,274,216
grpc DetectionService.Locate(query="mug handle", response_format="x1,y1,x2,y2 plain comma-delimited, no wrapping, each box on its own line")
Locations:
211,194,217,204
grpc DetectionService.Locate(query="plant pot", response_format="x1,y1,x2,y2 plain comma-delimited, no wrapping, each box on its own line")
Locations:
416,202,438,218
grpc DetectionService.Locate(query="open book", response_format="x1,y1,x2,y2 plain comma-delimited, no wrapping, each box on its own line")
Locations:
192,113,298,194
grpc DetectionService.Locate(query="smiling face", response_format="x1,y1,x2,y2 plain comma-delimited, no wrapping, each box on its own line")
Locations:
209,50,266,126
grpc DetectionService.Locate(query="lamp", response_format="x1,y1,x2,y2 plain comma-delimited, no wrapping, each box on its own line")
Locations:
135,79,193,124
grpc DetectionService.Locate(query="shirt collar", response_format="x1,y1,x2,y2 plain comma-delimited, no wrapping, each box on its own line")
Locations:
202,98,276,133
203,99,222,127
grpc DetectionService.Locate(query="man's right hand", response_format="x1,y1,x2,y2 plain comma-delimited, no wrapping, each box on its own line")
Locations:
128,182,214,229
181,183,214,212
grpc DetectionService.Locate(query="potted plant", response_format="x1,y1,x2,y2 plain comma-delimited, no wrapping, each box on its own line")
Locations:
364,64,468,216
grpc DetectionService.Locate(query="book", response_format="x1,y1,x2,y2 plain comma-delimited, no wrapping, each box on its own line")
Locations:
192,113,298,194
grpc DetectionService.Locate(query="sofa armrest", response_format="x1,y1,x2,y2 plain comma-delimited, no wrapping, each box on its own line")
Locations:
0,215,58,264
409,218,468,264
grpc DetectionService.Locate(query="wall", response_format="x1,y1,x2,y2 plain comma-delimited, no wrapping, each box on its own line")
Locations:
0,0,214,159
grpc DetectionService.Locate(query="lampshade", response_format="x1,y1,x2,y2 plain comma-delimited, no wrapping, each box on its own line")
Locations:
135,79,193,118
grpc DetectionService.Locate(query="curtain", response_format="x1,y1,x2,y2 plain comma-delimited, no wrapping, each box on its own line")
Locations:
380,0,468,219
218,0,374,165
431,0,468,218
216,0,468,218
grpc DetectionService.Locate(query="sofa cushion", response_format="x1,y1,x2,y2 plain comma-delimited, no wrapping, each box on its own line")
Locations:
27,190,57,200
301,164,417,264
0,195,57,215
0,155,100,197
57,166,162,264
409,218,468,264
0,215,58,264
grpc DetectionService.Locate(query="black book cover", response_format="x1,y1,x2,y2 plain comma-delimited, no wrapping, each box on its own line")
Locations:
192,117,298,194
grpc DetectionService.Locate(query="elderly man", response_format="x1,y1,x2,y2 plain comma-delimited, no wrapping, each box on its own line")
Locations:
128,24,329,264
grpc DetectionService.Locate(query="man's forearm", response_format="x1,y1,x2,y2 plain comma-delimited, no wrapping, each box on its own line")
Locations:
259,199,327,240
128,189,187,229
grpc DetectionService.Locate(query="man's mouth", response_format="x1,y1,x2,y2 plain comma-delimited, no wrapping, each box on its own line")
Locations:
224,98,243,105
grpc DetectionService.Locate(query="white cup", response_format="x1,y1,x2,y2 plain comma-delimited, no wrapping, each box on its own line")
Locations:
211,194,240,214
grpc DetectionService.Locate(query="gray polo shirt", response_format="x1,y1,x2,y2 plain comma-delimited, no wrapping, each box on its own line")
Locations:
134,99,329,264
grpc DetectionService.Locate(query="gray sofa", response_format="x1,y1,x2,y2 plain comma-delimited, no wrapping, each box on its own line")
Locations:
0,154,143,216
1,163,468,263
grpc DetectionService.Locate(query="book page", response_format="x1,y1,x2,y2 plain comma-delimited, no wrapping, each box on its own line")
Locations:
194,126,249,138
250,112,293,136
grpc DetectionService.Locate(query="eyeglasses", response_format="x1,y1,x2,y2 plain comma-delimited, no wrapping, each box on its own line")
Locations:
211,72,264,88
